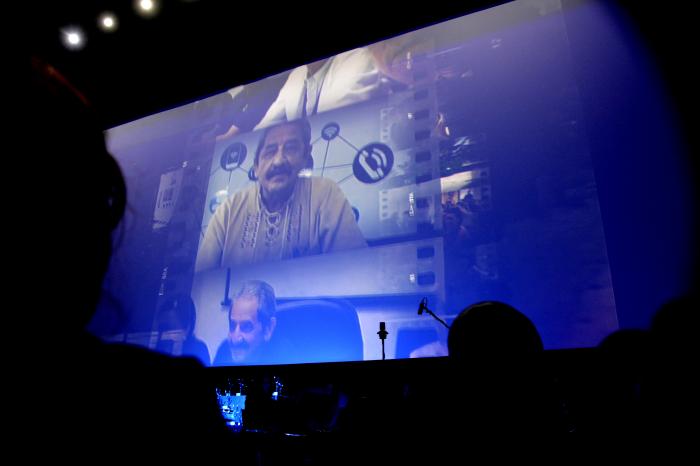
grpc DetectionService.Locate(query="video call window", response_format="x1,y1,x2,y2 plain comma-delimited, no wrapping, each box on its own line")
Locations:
94,0,623,366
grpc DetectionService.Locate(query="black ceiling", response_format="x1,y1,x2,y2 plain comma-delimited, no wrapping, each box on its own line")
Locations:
29,0,699,145
31,0,507,128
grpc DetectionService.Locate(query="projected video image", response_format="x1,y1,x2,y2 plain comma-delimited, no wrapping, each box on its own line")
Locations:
95,0,618,366
191,96,445,364
198,103,441,256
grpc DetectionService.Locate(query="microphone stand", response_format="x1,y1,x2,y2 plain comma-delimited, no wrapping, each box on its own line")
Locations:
419,300,450,329
221,267,232,307
377,322,388,360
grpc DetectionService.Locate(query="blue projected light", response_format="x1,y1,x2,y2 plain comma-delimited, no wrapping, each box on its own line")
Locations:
98,0,692,367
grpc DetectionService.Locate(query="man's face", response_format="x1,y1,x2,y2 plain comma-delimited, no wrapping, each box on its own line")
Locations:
227,295,274,363
255,123,308,206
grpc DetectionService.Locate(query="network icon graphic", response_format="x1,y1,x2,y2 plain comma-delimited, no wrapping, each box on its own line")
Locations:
208,121,395,215
311,121,394,185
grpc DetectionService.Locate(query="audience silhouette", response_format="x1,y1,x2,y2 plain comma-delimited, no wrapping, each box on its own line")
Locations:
644,294,697,434
29,56,230,453
443,301,562,435
568,328,650,433
26,53,696,456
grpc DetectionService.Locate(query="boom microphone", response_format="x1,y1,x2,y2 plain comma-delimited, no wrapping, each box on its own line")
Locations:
416,297,450,329
417,297,428,315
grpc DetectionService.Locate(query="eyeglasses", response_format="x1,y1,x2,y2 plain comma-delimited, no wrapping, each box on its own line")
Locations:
229,319,256,334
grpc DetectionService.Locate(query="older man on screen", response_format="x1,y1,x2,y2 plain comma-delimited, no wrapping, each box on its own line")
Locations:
213,280,277,366
196,118,366,272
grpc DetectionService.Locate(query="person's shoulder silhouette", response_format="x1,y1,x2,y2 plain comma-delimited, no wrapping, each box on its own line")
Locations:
28,57,229,451
650,295,696,352
645,295,697,433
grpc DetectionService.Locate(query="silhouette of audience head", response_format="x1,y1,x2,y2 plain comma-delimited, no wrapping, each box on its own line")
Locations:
30,57,126,336
577,328,651,434
650,295,696,353
447,301,543,362
598,328,650,378
30,57,231,449
443,301,558,434
644,295,696,432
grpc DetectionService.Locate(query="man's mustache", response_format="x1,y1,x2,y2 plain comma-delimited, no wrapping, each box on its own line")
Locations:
230,340,250,351
266,164,292,179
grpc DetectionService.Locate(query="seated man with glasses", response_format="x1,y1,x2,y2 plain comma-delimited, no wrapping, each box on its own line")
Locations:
213,280,278,366
196,118,366,272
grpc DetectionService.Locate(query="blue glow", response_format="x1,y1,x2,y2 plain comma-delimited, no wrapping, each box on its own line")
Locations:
93,0,692,365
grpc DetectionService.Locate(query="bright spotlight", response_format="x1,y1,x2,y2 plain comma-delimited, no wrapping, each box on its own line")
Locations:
60,27,86,50
98,12,118,32
135,0,159,17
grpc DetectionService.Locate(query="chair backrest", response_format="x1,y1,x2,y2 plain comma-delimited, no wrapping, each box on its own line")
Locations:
269,299,363,364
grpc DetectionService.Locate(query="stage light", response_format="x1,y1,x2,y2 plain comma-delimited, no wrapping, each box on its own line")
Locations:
135,0,159,17
61,27,85,50
98,12,118,32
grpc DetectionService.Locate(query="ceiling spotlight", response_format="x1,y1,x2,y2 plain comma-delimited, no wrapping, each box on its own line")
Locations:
98,12,118,32
135,0,159,17
60,27,86,51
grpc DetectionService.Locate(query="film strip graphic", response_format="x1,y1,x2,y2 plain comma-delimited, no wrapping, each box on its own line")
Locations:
148,97,222,350
377,86,442,239
377,51,443,297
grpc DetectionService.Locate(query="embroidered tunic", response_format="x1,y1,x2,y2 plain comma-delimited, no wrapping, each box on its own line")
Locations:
196,177,366,272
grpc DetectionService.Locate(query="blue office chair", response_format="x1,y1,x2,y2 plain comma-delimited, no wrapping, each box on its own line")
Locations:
270,299,363,365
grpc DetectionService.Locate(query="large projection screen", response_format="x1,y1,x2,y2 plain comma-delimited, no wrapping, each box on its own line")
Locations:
93,0,625,366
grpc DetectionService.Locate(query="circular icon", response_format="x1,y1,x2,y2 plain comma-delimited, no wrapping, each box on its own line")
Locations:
352,143,394,184
321,122,340,141
220,142,247,171
209,189,229,213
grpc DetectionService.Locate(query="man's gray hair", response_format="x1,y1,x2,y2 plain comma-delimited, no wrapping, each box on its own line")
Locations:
234,280,277,328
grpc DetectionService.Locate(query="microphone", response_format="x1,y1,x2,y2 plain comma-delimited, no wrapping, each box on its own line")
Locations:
220,267,232,308
416,297,450,329
377,321,388,340
417,297,428,315
377,321,388,360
